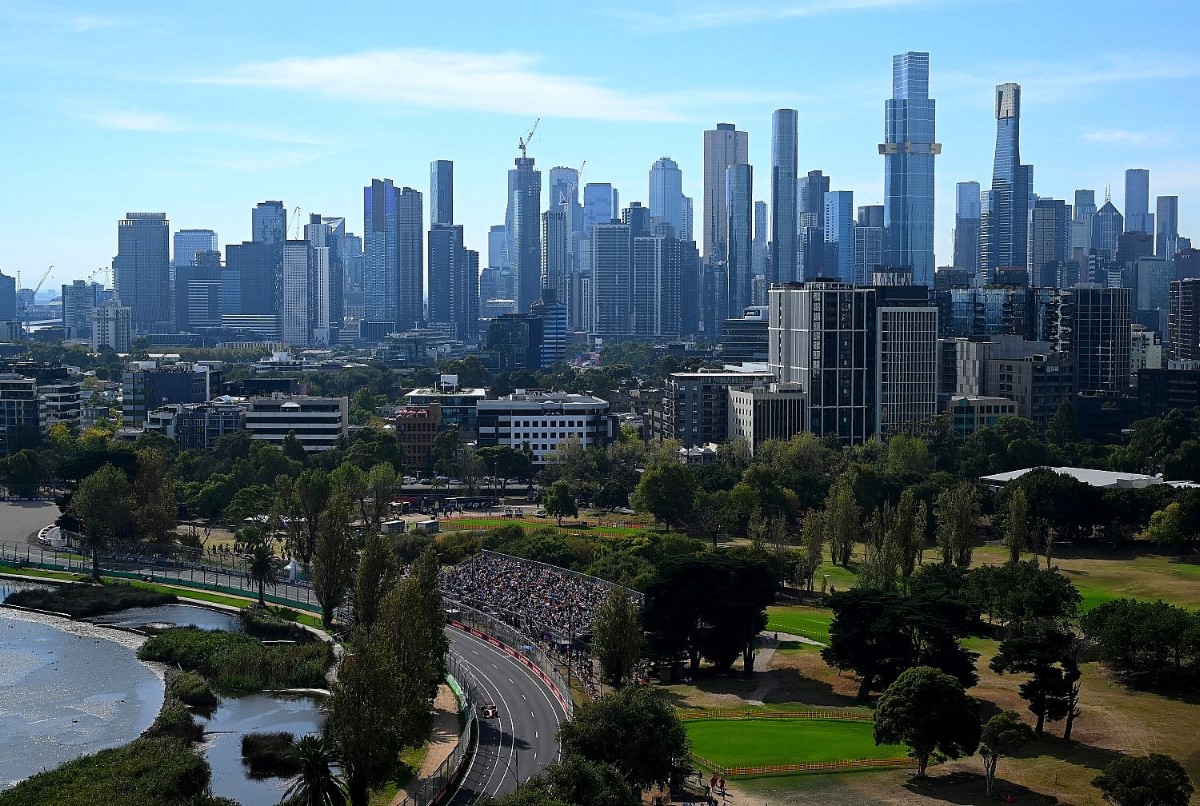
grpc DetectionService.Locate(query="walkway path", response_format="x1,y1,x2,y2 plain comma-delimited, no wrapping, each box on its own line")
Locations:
392,685,461,805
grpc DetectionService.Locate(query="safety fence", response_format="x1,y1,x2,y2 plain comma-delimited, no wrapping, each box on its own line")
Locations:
446,599,574,717
397,654,479,806
690,755,911,777
678,708,874,722
0,540,321,611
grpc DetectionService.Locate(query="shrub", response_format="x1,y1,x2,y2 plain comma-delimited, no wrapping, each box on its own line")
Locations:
145,702,205,743
240,731,301,778
238,606,313,643
4,582,175,618
138,628,333,693
168,670,218,708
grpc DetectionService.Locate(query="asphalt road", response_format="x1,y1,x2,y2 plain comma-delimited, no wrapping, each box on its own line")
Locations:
448,628,567,803
0,500,58,544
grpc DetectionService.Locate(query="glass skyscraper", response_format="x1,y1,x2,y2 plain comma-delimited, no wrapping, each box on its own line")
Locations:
725,164,754,314
1124,169,1152,235
953,181,981,274
703,123,749,261
771,109,799,284
430,160,454,227
113,212,170,332
982,83,1033,279
649,157,684,238
823,191,855,283
881,52,939,286
506,155,542,313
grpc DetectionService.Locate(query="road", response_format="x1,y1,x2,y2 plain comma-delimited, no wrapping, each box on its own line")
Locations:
0,501,57,544
448,629,567,803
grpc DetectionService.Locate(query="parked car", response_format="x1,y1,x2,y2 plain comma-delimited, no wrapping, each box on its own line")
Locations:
533,509,547,518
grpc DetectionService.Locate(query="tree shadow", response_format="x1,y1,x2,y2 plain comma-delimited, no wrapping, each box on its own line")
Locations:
1011,736,1123,773
760,667,860,707
903,770,1059,805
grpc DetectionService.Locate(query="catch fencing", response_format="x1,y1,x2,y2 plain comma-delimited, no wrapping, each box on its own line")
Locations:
396,653,479,806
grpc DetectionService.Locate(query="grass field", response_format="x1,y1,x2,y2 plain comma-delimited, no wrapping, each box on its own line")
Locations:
686,718,906,768
766,605,833,646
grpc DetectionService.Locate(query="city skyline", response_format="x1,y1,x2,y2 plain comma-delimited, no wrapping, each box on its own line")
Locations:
2,1,1198,290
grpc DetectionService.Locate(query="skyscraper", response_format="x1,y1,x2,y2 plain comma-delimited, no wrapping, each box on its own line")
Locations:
507,155,542,313
281,240,309,345
363,179,423,330
60,280,97,339
583,183,620,233
981,83,1033,280
854,205,885,285
252,201,287,244
430,160,454,226
798,170,831,280
1028,198,1070,286
702,123,749,260
771,109,799,284
681,196,694,243
823,191,855,283
0,271,15,321
726,164,754,314
428,223,478,343
1092,197,1124,259
549,166,582,268
649,157,684,237
1157,196,1179,258
752,200,769,287
488,225,508,269
1072,189,1097,253
591,222,632,338
953,181,981,274
113,212,170,332
305,215,336,346
541,208,569,296
173,229,218,269
881,52,939,285
632,231,682,338
1124,169,1152,235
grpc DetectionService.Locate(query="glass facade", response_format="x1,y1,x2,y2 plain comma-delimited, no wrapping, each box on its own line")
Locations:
771,109,799,284
982,83,1032,277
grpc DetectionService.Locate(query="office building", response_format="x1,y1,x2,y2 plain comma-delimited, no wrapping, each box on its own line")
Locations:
364,179,423,331
719,305,769,362
0,271,14,323
985,351,1075,434
681,196,694,243
477,392,614,465
483,312,544,371
622,202,651,239
769,282,877,445
798,170,830,280
252,201,287,244
280,241,309,344
953,181,982,274
224,240,278,317
591,221,632,338
430,160,454,226
1072,189,1097,253
728,382,807,453
1028,198,1070,285
0,374,43,456
122,361,215,427
876,289,939,434
853,205,885,285
1138,366,1200,418
582,183,619,234
173,265,222,333
245,395,348,452
1157,196,1180,258
632,232,682,338
507,154,542,313
548,166,582,249
429,223,478,343
404,385,487,439
702,123,749,260
649,157,684,238
651,368,776,447
771,109,799,284
981,83,1032,280
726,164,754,313
823,191,855,282
752,201,769,290
92,297,132,352
1092,197,1124,259
113,212,170,332
488,224,509,270
949,395,1017,439
173,229,218,269
881,52,940,286
1169,278,1200,361
1125,168,1152,235
1058,286,1132,393
61,280,98,340
532,289,567,366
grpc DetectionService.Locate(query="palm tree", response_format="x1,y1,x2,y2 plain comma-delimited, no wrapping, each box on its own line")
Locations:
281,735,346,806
249,543,280,607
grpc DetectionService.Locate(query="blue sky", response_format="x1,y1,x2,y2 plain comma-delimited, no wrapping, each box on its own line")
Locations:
2,0,1198,293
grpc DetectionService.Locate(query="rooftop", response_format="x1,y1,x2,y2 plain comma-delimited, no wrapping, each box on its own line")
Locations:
979,466,1171,490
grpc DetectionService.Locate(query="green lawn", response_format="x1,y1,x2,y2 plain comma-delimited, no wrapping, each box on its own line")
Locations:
686,718,906,768
766,605,833,646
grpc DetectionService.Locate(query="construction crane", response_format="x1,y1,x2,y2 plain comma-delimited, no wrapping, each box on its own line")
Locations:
18,264,53,316
518,118,540,160
559,159,586,208
291,206,303,239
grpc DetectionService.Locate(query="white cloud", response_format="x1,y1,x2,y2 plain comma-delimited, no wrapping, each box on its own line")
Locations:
204,151,322,172
83,109,182,132
202,49,698,122
64,14,128,32
608,0,956,29
1081,128,1172,148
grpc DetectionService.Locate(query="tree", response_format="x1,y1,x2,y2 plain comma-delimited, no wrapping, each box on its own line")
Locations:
354,531,396,633
0,449,43,498
990,626,1081,736
557,687,690,793
494,758,638,806
873,666,981,777
132,449,177,543
68,463,135,580
282,734,346,806
222,484,279,524
1004,486,1031,564
1092,753,1194,806
795,510,825,592
248,543,279,607
935,482,981,568
324,627,403,806
822,588,916,701
592,589,645,686
630,463,695,531
476,445,532,491
823,477,861,567
1046,400,1079,448
543,481,578,526
282,470,332,564
364,463,398,535
281,431,309,465
311,490,356,629
380,547,448,733
980,711,1037,796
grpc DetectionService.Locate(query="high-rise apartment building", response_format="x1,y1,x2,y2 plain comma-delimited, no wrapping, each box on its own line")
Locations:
507,155,542,313
1125,169,1152,235
430,160,454,226
953,181,981,274
681,196,694,243
981,83,1033,280
1157,196,1180,258
1168,278,1200,361
649,157,684,238
881,52,940,286
61,280,98,340
771,109,799,284
92,297,132,352
854,205,885,285
364,179,423,331
1028,198,1070,285
798,170,831,280
591,222,632,339
173,229,218,269
769,282,878,445
823,191,855,283
281,240,309,345
752,200,769,290
632,232,682,338
488,225,508,269
726,164,754,314
113,212,170,332
428,223,478,344
702,123,749,260
875,286,939,435
541,208,569,297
